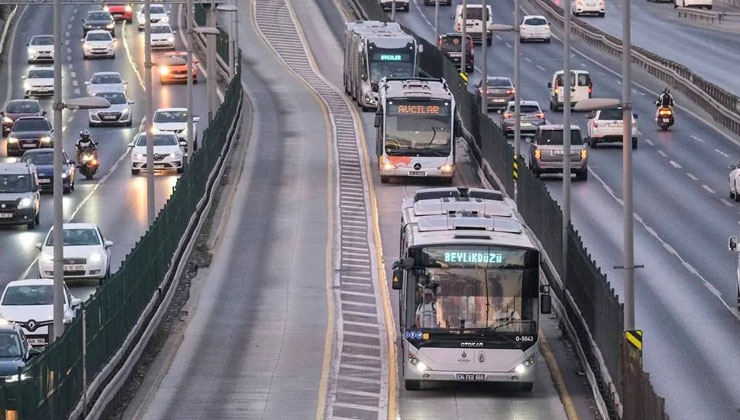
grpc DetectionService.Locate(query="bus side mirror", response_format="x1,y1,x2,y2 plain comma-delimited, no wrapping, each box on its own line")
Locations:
547,82,552,88
392,269,403,290
540,293,552,314
729,236,738,251
374,113,381,127
361,73,368,81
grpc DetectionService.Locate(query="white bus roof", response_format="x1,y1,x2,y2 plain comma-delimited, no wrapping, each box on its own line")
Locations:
404,214,536,250
380,78,454,102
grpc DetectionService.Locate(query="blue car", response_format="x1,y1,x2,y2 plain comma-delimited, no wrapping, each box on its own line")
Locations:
21,149,76,194
0,322,39,382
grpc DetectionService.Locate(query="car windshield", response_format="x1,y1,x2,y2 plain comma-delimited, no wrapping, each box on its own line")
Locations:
536,129,583,145
136,134,178,146
524,17,547,25
87,32,112,41
384,100,452,157
0,175,32,193
13,119,50,131
487,78,512,88
97,91,126,105
87,12,111,21
21,152,53,165
2,285,53,306
30,36,53,45
151,25,171,34
0,333,22,358
153,111,187,123
508,105,541,114
599,108,623,120
45,228,101,246
6,101,40,114
92,74,122,84
150,5,166,14
439,36,468,52
28,69,54,79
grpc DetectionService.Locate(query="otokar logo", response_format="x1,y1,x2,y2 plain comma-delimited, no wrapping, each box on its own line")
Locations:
460,342,484,348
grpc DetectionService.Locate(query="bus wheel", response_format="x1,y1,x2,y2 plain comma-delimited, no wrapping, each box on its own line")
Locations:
519,382,533,392
381,176,391,184
404,380,421,391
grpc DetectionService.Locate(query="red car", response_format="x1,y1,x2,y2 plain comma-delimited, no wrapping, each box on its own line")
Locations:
1,99,45,136
103,2,133,22
159,52,199,84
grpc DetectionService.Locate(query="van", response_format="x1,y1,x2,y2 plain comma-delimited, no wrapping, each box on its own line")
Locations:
0,162,41,229
454,4,493,45
529,124,588,181
547,70,593,111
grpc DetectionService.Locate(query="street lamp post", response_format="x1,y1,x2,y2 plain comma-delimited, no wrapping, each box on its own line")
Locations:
460,0,467,78
562,0,573,280
186,0,194,167
144,0,154,224
513,0,522,201
216,4,237,79
208,2,217,123
479,23,514,114
434,0,439,41
621,0,635,332
195,25,221,127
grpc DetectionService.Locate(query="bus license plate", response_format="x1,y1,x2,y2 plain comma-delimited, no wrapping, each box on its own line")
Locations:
0,213,12,219
409,171,426,177
456,373,485,381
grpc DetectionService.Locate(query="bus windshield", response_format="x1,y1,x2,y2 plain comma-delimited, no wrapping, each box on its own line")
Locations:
384,100,452,157
368,50,414,81
407,246,538,334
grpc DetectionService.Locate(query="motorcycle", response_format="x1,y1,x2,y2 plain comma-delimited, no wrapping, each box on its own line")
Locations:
656,106,674,131
78,149,99,180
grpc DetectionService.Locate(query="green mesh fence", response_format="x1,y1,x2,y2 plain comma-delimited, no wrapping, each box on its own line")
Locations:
0,64,243,420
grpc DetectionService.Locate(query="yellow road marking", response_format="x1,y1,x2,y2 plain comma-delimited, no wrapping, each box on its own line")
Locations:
540,329,580,420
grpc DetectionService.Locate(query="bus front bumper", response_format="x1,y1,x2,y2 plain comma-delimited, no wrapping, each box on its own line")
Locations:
379,163,455,179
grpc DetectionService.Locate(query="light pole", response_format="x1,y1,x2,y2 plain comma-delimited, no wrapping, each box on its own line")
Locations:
434,0,439,41
216,4,237,79
208,3,217,123
513,0,522,201
391,0,396,21
195,25,221,126
460,0,467,79
621,0,635,330
562,0,572,280
186,0,194,167
479,21,514,115
144,0,155,224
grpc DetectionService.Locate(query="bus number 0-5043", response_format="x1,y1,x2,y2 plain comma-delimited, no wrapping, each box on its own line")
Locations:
515,336,534,342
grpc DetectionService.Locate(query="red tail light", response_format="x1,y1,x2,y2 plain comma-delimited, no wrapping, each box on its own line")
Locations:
504,111,514,119
507,89,516,95
534,112,545,119
588,87,593,94
593,121,598,128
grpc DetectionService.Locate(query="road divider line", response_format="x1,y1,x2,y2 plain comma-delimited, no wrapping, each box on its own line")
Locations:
644,138,654,146
657,150,668,157
669,160,681,168
702,184,716,194
687,172,698,181
715,148,730,157
539,330,580,420
691,135,705,142
720,198,733,207
536,64,546,72
121,20,146,91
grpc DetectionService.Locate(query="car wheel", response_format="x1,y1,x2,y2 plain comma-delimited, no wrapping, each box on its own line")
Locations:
632,137,638,149
735,183,740,202
519,382,534,392
177,166,184,174
35,212,40,225
381,176,390,184
27,217,36,229
486,37,492,46
404,380,421,391
131,168,140,175
576,169,588,181
545,37,551,43
590,138,598,148
127,119,133,127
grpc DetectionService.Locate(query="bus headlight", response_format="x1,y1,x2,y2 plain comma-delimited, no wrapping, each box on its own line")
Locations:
381,156,395,171
514,355,535,374
439,163,455,173
409,354,428,372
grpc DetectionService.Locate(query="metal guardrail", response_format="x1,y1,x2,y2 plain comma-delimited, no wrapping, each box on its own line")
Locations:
0,5,18,57
532,0,740,136
676,6,740,23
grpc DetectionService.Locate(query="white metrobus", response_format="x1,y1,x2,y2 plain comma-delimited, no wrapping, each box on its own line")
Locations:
391,187,552,391
375,78,459,184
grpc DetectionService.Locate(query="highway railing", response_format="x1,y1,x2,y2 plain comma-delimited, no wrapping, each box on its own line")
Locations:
0,62,244,420
350,1,669,419
676,6,740,23
532,0,740,136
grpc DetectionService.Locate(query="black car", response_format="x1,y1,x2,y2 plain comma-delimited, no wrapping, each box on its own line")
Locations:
21,149,76,194
438,33,474,73
82,10,115,36
0,323,39,382
6,116,53,157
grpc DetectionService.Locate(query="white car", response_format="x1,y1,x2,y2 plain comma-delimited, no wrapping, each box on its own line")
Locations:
36,223,114,281
380,0,409,11
26,35,54,63
571,0,605,16
674,0,712,9
149,23,176,50
0,279,81,347
89,91,133,127
151,108,199,152
23,66,55,98
130,132,184,175
82,30,116,59
728,163,740,201
137,4,168,30
520,15,551,42
586,107,638,149
86,71,127,96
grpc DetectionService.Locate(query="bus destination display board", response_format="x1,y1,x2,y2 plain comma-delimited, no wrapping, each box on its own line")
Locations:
372,52,412,62
388,101,451,116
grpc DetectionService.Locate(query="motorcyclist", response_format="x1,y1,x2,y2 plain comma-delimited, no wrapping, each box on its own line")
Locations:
75,130,98,163
655,88,675,120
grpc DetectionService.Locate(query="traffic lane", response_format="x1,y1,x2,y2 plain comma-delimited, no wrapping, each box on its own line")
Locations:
138,11,330,417
547,176,740,420
581,0,740,96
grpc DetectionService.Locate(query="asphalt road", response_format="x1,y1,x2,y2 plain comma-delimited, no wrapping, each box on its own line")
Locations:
399,1,740,419
0,5,210,301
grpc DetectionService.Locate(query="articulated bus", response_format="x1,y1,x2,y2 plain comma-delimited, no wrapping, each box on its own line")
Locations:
375,78,460,184
391,187,552,391
343,21,420,111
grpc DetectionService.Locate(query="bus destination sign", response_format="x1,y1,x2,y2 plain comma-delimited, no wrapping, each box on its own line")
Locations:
444,251,503,264
388,102,451,116
396,105,441,115
380,54,402,61
372,52,411,62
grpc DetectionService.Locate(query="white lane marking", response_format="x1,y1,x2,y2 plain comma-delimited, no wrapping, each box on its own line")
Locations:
66,47,71,54
663,242,677,254
657,150,668,157
669,160,681,169
65,31,70,38
691,135,705,143
495,34,502,40
505,42,512,48
410,0,434,28
715,148,730,157
536,65,546,72
121,20,146,91
525,57,533,63
64,39,69,46
70,71,75,79
72,7,77,13
587,168,740,323
67,23,72,30
68,63,73,71
687,172,698,181
66,55,71,62
645,138,654,146
74,88,80,95
704,281,723,298
1,6,28,110
702,184,716,194
720,198,733,207
72,80,78,87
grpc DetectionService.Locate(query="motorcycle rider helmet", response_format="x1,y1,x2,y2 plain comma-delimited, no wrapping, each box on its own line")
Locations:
79,130,91,140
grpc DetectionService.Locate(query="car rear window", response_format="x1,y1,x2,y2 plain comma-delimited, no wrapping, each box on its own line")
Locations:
555,73,592,87
87,11,112,20
463,7,489,20
487,78,512,88
524,17,547,25
512,105,540,113
598,108,623,120
536,129,583,145
440,36,464,52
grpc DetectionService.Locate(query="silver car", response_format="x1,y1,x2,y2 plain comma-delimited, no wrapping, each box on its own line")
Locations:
528,124,588,181
477,76,515,111
89,91,133,127
86,71,127,96
501,100,547,137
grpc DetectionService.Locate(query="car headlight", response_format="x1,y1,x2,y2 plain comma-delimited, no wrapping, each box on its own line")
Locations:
125,5,132,12
2,117,12,124
106,23,115,29
89,252,102,263
7,135,17,143
18,197,32,208
159,66,170,76
439,163,455,173
40,136,51,143
408,355,429,372
161,16,169,23
380,156,396,171
169,152,181,158
103,5,110,11
23,82,30,90
166,35,174,42
90,113,100,121
5,373,30,383
121,108,130,117
132,152,143,159
42,252,54,263
27,47,34,55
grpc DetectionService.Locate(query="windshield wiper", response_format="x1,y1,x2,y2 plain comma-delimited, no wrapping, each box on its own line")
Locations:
491,319,535,333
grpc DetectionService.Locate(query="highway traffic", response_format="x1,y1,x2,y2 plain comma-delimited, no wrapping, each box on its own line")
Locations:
0,3,209,333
